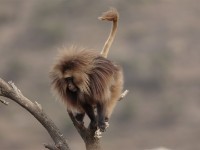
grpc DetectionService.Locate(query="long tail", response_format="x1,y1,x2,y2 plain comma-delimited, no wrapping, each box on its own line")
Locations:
99,8,119,58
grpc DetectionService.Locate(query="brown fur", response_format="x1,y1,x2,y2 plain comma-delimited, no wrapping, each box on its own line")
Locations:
50,47,123,113
99,8,119,58
50,8,123,131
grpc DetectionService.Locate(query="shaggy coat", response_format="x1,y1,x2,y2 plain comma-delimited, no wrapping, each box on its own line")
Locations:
50,47,123,118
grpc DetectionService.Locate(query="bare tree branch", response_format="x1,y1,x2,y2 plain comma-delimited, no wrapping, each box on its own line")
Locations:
0,77,128,150
119,89,129,101
0,78,70,150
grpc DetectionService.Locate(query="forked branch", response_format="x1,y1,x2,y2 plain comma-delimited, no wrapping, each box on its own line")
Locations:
0,78,70,150
67,111,101,150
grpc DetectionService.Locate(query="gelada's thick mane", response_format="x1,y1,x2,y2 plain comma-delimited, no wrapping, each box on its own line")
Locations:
50,47,119,104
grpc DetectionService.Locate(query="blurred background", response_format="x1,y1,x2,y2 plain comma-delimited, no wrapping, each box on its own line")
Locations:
0,0,200,150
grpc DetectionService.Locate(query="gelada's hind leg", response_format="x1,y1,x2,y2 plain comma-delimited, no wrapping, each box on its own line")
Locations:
104,100,118,129
97,103,106,132
82,103,97,130
75,112,85,125
67,108,85,125
97,100,118,132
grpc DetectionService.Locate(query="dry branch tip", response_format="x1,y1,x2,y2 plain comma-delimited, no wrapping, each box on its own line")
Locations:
0,98,9,105
119,90,129,101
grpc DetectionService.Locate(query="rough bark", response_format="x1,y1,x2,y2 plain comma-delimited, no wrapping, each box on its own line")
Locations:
68,111,102,150
0,78,70,150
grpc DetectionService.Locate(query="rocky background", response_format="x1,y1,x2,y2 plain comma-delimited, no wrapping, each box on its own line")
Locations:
0,0,200,150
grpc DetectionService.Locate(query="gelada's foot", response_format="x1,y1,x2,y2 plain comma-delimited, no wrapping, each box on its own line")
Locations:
94,129,102,138
105,121,109,128
99,121,109,132
94,122,109,138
